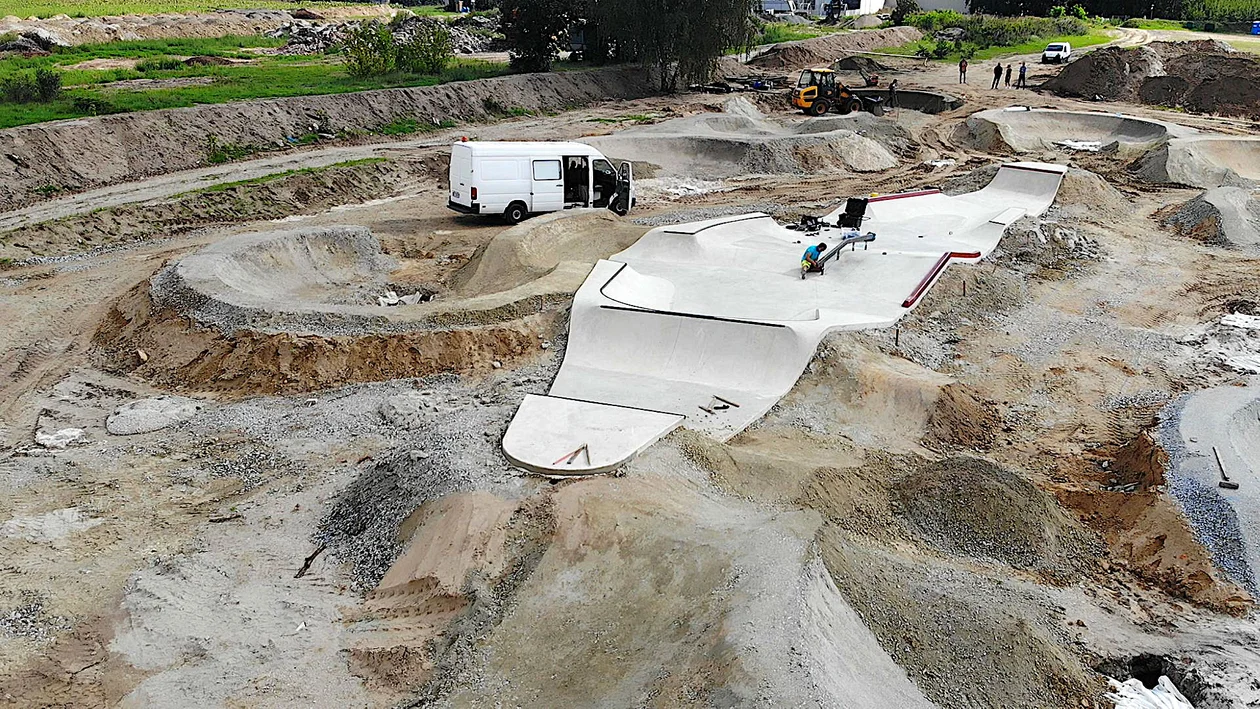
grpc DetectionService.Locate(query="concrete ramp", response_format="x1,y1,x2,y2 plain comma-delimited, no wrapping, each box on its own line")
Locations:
503,162,1067,475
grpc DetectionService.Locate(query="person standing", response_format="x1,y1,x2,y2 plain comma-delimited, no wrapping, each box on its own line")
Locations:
1017,61,1028,88
991,62,1003,89
958,57,967,83
1004,64,1012,87
888,78,899,109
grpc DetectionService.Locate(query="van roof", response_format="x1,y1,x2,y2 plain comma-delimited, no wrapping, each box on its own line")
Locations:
454,141,605,157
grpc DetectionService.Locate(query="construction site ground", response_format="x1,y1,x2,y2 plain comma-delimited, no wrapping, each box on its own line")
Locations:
3,31,1260,708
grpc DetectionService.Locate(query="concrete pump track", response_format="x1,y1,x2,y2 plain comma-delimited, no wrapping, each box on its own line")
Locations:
503,163,1068,475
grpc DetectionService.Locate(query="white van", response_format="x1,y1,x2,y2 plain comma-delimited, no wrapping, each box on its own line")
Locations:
1041,42,1071,63
447,141,634,223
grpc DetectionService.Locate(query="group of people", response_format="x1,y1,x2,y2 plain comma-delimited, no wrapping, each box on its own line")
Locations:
957,58,1028,89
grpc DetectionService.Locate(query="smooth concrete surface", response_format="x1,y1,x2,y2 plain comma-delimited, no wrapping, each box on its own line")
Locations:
1164,136,1260,188
503,162,1068,474
957,107,1196,154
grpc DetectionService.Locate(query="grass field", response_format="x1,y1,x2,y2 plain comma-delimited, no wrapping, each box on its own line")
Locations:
2,0,446,19
757,22,843,44
0,35,507,129
883,29,1113,61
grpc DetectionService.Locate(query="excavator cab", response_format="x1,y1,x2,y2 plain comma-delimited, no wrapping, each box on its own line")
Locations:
791,68,865,116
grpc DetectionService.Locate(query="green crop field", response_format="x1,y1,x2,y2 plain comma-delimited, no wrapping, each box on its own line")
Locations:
2,0,447,19
0,35,506,129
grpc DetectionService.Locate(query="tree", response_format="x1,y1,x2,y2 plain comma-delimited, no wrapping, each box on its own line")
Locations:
891,0,922,25
501,0,575,72
589,0,757,92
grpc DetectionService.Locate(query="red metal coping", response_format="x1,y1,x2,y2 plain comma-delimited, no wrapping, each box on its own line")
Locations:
901,250,982,308
868,188,941,203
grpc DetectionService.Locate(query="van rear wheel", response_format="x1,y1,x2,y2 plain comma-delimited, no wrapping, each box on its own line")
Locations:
504,202,528,224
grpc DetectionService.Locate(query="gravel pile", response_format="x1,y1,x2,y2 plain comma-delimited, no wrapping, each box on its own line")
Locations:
268,16,499,56
394,15,499,55
307,354,562,590
633,202,791,227
266,20,345,54
1158,395,1257,592
0,590,69,642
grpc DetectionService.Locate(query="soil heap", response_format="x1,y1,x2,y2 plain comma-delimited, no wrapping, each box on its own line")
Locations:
1044,41,1260,120
749,26,921,70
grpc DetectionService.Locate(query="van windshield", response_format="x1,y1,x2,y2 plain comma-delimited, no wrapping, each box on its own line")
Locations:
1045,44,1065,51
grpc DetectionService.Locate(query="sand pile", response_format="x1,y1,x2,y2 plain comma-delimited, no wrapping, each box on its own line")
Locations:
454,210,648,296
585,97,906,180
1159,188,1260,248
1044,41,1260,119
749,26,921,70
832,55,893,73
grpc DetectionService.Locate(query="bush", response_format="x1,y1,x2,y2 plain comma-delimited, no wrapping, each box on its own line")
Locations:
71,95,120,115
1,68,61,103
906,11,1087,51
136,57,185,73
34,67,61,101
342,22,397,77
1,72,38,103
395,21,453,73
341,20,455,77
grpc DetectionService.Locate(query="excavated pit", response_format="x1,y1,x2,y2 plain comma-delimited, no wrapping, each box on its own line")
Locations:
93,213,648,396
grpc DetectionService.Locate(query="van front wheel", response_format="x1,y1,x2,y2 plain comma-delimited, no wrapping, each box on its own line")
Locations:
504,202,528,224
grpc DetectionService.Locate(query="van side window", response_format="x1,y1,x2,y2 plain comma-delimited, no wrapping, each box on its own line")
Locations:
532,160,561,181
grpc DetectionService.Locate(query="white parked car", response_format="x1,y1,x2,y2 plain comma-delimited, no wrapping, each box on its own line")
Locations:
1041,42,1071,63
447,141,634,223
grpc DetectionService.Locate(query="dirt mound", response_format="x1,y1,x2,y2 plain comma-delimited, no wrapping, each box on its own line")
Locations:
1044,42,1260,120
894,456,1101,580
924,383,1002,450
820,531,1103,709
0,157,438,261
0,66,655,213
585,97,906,180
749,26,921,70
0,7,391,46
832,55,892,73
1053,168,1131,221
89,216,640,395
92,280,559,397
454,210,648,296
1159,187,1260,249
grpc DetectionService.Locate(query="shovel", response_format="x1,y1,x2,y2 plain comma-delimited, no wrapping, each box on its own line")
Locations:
1214,446,1240,490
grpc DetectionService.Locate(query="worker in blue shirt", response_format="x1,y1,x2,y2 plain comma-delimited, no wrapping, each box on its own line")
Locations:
801,242,828,277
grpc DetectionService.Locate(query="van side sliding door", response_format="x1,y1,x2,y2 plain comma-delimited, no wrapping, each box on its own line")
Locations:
530,158,564,212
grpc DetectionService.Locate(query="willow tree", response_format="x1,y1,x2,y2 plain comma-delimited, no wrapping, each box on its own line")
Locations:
590,0,758,92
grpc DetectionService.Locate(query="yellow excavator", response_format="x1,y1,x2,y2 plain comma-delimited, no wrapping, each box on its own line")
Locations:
791,68,876,116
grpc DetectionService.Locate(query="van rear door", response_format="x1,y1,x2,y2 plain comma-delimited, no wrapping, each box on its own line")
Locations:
530,158,564,212
449,144,474,210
